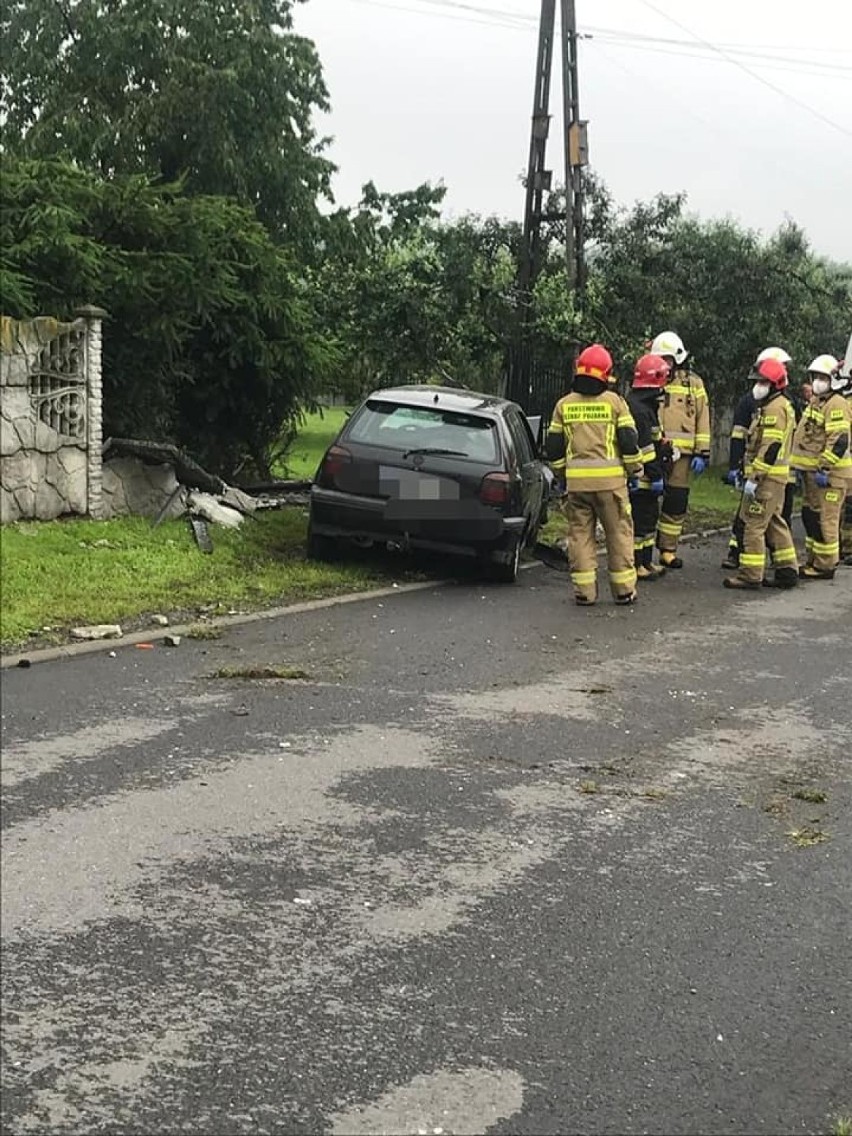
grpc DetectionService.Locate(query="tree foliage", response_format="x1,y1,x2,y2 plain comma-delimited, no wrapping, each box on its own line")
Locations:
0,0,332,245
313,184,520,397
533,179,851,407
1,158,335,477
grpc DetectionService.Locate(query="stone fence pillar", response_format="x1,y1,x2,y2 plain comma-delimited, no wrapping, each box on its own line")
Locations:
75,305,108,519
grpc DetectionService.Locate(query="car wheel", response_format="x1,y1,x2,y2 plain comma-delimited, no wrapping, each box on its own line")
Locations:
485,539,521,584
306,523,339,562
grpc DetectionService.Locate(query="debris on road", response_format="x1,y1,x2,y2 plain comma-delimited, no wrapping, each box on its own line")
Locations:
164,635,182,648
70,624,123,641
209,664,310,681
151,614,170,627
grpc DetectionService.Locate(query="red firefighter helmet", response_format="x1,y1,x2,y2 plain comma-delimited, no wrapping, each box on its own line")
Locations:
755,357,788,389
633,353,671,388
575,344,613,381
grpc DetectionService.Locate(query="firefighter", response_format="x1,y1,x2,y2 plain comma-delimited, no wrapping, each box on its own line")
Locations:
723,358,798,590
546,344,643,606
722,346,794,570
791,354,852,579
837,336,852,566
650,331,712,569
627,353,670,582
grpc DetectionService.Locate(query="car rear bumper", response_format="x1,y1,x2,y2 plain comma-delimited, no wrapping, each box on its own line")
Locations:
310,487,526,556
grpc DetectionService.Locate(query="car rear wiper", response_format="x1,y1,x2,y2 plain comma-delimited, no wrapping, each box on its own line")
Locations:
401,447,469,459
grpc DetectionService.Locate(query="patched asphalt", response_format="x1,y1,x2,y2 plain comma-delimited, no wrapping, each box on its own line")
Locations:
1,531,850,1135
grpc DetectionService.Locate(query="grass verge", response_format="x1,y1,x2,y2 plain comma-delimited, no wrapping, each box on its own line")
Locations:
276,406,351,479
0,509,416,651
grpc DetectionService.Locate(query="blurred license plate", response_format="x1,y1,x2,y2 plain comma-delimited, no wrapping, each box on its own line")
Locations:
380,468,459,500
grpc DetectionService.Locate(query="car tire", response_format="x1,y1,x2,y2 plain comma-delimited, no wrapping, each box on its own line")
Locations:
306,523,339,562
485,539,521,584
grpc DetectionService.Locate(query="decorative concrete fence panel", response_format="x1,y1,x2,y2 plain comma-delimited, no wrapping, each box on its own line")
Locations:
0,307,106,523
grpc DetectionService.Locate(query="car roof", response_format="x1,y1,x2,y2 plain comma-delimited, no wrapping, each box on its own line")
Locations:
363,385,513,416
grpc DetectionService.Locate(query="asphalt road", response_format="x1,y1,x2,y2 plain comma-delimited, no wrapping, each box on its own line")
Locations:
2,533,851,1136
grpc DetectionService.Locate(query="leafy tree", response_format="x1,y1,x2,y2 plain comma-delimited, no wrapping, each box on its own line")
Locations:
0,0,332,246
1,158,335,476
532,177,851,410
314,184,520,397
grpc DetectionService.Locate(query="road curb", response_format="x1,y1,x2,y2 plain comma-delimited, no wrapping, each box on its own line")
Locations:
1,526,736,671
0,578,451,670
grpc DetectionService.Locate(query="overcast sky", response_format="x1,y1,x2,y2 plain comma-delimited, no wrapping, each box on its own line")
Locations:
294,0,852,260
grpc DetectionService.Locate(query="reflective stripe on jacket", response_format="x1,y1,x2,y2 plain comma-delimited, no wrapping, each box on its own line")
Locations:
744,394,794,483
660,369,711,456
791,393,852,480
548,390,642,492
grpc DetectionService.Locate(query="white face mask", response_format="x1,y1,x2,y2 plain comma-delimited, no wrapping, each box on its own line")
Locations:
752,382,771,401
812,376,831,396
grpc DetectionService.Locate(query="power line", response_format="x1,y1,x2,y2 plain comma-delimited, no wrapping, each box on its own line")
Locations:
634,0,852,139
345,0,852,77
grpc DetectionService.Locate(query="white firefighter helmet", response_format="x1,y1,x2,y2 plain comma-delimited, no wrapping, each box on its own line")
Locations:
839,332,852,379
756,346,792,365
807,354,839,377
650,331,688,366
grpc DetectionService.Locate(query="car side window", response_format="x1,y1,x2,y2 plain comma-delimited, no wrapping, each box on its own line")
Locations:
506,410,535,466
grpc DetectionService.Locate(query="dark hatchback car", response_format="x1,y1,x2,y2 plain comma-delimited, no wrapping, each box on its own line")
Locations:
308,386,551,582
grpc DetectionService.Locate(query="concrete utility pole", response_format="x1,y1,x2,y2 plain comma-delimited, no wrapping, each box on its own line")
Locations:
506,0,588,409
560,0,587,294
518,0,557,299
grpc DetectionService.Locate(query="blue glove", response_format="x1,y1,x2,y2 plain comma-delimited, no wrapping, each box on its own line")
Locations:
650,478,665,496
815,470,830,488
690,456,707,475
726,469,742,488
743,478,759,499
627,476,640,494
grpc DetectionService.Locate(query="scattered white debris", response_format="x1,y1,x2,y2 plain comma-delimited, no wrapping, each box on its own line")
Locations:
151,614,169,627
71,624,122,641
186,490,244,528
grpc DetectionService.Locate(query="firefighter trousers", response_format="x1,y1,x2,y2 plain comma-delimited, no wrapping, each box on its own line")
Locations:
631,489,660,569
841,489,852,561
728,481,795,562
564,488,637,603
801,473,846,571
657,455,692,554
736,479,797,583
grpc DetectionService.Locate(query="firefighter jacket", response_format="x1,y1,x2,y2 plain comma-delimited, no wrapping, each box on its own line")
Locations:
547,378,642,492
744,392,794,484
729,392,756,471
660,368,711,458
627,389,665,488
791,392,852,482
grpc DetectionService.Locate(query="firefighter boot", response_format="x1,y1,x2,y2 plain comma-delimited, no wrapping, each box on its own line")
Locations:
723,576,761,591
762,567,799,590
659,551,683,570
799,566,836,581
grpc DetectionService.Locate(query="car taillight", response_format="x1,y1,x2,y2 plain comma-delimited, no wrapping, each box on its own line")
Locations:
479,471,510,507
317,444,351,486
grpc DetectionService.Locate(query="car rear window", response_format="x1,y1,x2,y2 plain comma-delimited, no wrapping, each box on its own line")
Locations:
346,400,499,463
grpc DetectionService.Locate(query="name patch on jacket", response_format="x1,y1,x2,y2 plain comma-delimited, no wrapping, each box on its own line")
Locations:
561,404,613,422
